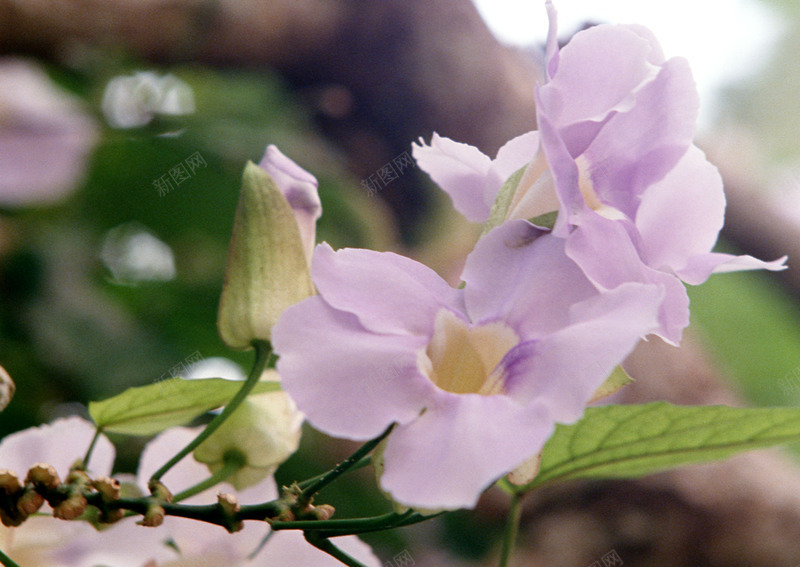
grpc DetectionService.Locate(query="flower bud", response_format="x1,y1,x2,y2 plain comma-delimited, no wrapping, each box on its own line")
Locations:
217,157,319,349
53,492,88,520
217,493,244,533
0,469,21,494
139,502,165,527
93,476,121,502
194,371,303,490
0,365,15,412
26,463,60,489
147,479,173,503
16,487,44,516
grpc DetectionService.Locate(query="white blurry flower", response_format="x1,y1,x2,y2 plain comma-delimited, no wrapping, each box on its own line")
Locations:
138,427,381,566
102,71,195,129
193,370,303,490
100,222,176,284
0,417,176,567
0,57,98,206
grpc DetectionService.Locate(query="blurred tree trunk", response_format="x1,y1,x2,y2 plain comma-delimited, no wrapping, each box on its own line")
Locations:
3,1,799,565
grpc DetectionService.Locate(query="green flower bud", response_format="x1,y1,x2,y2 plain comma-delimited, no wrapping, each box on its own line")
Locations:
217,157,319,350
194,371,302,490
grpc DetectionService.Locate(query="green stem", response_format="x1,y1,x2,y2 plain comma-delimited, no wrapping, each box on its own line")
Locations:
296,456,371,490
315,511,445,538
297,424,394,507
0,549,21,567
304,532,367,567
269,511,411,533
149,341,272,483
81,428,103,470
499,493,523,567
248,530,274,561
172,454,245,503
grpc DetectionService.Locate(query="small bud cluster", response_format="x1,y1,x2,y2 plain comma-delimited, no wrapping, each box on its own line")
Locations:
0,462,125,527
274,483,336,524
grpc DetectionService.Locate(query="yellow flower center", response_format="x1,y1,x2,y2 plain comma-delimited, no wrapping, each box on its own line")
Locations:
419,309,519,396
505,150,625,222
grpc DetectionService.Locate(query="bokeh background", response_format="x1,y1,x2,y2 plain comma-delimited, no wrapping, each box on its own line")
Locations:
2,0,800,565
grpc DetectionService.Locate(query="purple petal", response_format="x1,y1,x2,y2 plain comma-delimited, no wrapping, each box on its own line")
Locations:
380,393,554,510
311,242,464,337
273,296,436,440
566,212,691,344
544,0,560,79
502,282,662,419
0,417,114,478
538,25,659,155
678,252,787,285
534,99,583,235
619,24,667,64
259,145,321,264
463,221,595,338
635,146,725,272
582,56,699,218
412,133,493,222
0,59,97,206
486,130,540,192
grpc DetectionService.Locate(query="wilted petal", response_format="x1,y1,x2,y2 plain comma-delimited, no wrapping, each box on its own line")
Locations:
413,133,494,222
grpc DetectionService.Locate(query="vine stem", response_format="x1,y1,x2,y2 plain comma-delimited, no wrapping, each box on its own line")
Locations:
149,341,272,483
81,428,102,470
499,492,522,567
0,549,21,567
172,453,245,503
304,531,368,567
297,423,394,507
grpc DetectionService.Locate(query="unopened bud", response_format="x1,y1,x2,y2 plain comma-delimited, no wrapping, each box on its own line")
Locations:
217,159,317,349
26,463,60,489
93,476,121,502
194,376,302,490
147,479,173,503
217,493,243,533
98,507,125,524
217,492,240,515
0,469,22,494
0,365,15,412
53,492,88,520
311,504,335,521
66,469,91,488
138,502,165,527
16,488,44,516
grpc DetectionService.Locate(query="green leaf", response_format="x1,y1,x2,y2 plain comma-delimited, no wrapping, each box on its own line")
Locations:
482,166,525,236
523,402,800,491
89,378,281,435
